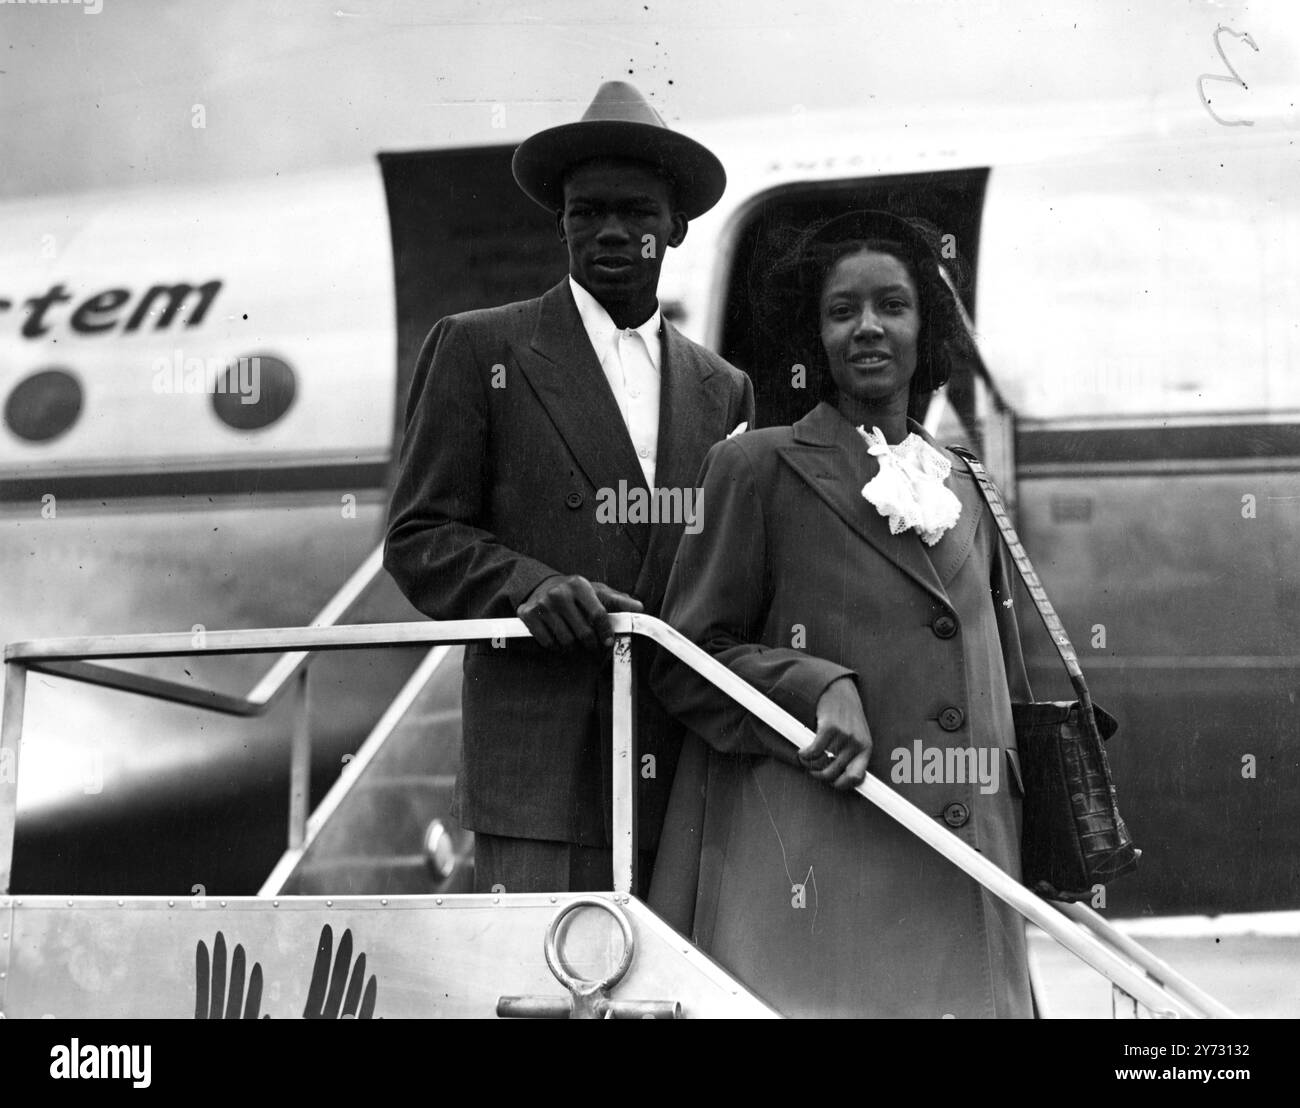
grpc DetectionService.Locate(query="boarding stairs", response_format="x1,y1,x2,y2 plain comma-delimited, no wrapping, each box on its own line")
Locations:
0,554,1238,1018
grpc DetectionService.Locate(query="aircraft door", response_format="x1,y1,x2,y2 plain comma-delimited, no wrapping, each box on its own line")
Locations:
377,145,569,461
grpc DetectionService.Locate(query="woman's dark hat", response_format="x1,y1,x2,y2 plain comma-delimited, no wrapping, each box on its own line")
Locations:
806,209,940,256
752,208,945,319
512,81,726,219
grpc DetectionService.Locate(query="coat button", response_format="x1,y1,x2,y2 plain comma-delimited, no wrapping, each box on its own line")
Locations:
942,801,970,828
932,614,958,639
939,707,965,731
564,491,584,509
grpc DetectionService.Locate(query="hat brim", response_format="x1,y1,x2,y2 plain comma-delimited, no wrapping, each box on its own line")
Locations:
512,120,726,220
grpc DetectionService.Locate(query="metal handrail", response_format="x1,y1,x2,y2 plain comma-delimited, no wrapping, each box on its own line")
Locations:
0,613,1235,1018
15,543,387,716
4,541,390,851
632,616,1234,1019
1055,901,1238,1020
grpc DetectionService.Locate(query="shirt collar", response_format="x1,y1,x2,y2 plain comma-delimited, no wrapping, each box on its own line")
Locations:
568,275,662,371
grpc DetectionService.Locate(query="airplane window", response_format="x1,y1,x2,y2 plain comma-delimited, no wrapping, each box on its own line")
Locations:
3,367,83,443
211,353,296,431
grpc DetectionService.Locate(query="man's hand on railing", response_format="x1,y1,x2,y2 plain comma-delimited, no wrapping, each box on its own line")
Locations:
517,575,644,651
802,676,874,791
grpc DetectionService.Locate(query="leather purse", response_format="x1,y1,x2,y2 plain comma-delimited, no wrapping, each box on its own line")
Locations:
950,447,1141,902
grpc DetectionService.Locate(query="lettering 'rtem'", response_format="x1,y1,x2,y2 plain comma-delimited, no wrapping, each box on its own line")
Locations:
0,280,223,337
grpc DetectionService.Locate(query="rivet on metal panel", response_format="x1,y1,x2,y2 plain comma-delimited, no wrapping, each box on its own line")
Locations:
66,899,72,907
550,896,557,903
435,897,443,905
493,897,500,904
116,899,123,907
273,900,279,908
168,900,175,907
381,898,388,906
220,900,227,908
326,899,333,908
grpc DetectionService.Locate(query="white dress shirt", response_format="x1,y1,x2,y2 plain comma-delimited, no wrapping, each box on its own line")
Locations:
568,276,662,490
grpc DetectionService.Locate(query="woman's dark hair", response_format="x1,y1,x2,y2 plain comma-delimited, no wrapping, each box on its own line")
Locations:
751,211,976,406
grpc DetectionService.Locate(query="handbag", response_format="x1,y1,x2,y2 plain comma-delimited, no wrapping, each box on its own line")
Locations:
950,447,1140,902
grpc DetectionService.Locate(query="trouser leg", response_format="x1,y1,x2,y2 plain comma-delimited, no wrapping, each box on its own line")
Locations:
473,833,654,896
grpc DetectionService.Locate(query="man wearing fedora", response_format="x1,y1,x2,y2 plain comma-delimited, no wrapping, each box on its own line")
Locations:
385,82,753,895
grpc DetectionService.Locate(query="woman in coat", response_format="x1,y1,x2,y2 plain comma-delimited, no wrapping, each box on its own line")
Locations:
648,210,1035,1018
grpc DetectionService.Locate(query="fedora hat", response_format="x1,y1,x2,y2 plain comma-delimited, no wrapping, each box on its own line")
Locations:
512,81,726,219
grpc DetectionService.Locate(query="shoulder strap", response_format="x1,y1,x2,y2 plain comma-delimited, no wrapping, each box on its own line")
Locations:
949,446,1096,715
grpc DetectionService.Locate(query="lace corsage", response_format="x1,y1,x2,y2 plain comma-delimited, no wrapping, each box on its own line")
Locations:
856,425,962,546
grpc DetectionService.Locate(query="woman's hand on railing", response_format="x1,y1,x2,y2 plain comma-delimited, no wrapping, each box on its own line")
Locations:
803,676,874,791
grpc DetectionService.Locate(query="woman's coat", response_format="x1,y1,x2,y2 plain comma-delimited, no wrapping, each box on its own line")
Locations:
649,400,1035,1018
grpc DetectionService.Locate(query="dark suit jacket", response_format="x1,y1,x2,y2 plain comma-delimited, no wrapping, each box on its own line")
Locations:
384,278,754,849
648,401,1034,1017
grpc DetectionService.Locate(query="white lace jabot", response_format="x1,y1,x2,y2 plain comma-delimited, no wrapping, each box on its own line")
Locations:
856,425,962,546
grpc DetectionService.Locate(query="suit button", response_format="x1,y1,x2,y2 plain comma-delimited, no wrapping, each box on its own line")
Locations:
932,614,958,639
939,707,965,731
942,802,970,828
565,491,584,509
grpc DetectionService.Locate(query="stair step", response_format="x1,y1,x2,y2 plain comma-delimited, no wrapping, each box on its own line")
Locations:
271,644,471,896
286,856,474,896
309,785,454,854
365,716,461,776
351,775,457,790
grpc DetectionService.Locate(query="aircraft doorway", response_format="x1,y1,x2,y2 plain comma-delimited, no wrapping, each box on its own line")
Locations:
715,168,990,432
377,144,569,454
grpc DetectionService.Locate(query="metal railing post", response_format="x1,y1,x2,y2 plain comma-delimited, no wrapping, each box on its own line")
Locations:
1059,900,1238,1020
0,665,28,895
287,667,311,851
610,634,637,896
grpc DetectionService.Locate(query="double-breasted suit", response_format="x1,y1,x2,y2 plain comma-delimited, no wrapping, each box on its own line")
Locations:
384,278,753,856
648,400,1035,1018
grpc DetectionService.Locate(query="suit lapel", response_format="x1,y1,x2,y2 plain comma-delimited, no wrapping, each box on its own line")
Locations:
633,322,726,604
652,320,721,495
776,402,952,608
917,447,982,588
516,280,650,554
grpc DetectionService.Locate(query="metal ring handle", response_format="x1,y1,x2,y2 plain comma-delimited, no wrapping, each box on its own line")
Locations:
543,896,635,995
